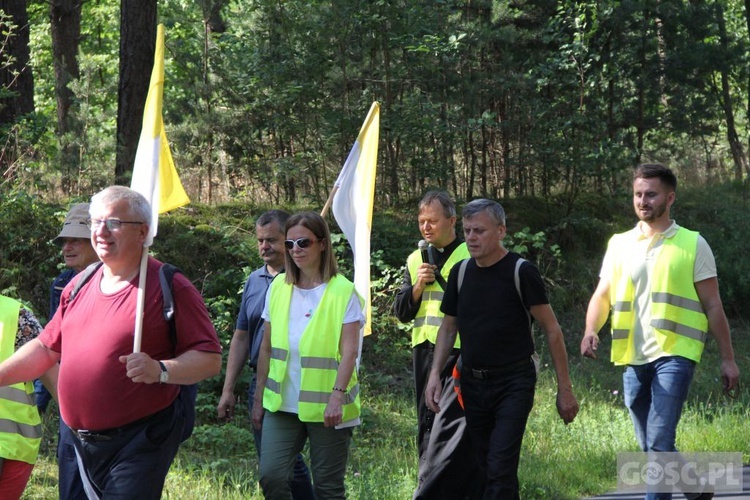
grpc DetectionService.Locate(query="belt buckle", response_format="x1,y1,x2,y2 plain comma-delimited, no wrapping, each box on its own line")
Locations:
76,430,111,442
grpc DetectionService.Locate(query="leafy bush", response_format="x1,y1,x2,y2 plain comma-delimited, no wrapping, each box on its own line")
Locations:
0,190,68,320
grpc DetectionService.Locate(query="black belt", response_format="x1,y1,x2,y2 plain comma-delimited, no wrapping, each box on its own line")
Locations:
72,404,172,443
464,358,532,380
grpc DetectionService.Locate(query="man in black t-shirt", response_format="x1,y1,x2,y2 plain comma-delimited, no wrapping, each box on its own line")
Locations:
425,198,579,499
393,191,480,500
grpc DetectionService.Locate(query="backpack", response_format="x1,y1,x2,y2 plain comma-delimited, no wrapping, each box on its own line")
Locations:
69,261,197,442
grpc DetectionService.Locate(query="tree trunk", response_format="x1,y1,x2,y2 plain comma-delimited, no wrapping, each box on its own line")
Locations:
115,0,157,185
50,0,83,194
0,0,34,122
0,0,35,175
715,2,749,179
745,0,750,163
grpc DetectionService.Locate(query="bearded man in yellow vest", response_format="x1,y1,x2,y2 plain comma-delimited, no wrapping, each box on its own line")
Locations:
0,295,57,499
581,164,740,500
393,191,481,500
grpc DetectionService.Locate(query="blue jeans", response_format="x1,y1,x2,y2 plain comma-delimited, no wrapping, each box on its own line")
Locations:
623,355,696,500
460,360,536,500
248,376,315,500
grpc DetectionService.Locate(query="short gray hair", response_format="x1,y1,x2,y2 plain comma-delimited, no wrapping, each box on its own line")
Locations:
462,199,506,226
419,191,456,218
90,185,152,226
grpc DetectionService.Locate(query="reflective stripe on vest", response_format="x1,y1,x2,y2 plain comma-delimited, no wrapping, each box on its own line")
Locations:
609,228,708,365
263,275,361,422
405,243,470,347
0,296,42,464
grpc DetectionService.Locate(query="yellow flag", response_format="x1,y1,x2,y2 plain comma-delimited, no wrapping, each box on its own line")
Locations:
331,102,380,336
131,24,190,246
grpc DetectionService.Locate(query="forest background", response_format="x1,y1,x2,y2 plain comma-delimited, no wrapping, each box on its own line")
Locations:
2,0,750,498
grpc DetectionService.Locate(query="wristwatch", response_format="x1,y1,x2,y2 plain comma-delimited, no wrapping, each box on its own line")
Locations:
158,361,169,384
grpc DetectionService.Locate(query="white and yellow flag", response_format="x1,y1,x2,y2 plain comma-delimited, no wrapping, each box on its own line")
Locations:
131,23,190,247
129,24,189,352
331,102,380,336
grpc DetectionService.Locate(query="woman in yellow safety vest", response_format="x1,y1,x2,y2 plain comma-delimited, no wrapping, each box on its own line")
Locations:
252,211,364,500
0,295,57,499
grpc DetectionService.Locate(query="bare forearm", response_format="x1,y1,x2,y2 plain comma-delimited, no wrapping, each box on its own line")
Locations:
163,350,221,385
222,330,250,393
546,328,573,390
0,339,58,387
532,305,573,389
584,295,610,336
430,317,457,377
334,323,359,391
254,327,272,406
706,304,735,362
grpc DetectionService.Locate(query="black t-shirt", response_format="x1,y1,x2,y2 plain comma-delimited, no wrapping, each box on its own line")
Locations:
441,252,548,369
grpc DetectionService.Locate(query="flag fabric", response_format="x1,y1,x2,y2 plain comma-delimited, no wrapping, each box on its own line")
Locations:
332,102,380,336
131,24,190,247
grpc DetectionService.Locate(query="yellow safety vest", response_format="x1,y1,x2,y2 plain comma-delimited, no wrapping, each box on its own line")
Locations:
0,296,42,464
406,243,470,347
263,275,361,422
609,228,709,365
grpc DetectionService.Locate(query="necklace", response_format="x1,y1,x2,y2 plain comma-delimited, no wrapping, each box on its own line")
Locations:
296,286,318,318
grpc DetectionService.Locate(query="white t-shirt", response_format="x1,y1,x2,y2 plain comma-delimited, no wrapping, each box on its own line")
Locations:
599,221,716,364
262,281,365,426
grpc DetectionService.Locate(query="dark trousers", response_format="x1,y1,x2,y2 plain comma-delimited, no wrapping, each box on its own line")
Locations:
58,418,86,500
248,375,315,499
460,361,536,500
69,400,184,500
413,341,483,500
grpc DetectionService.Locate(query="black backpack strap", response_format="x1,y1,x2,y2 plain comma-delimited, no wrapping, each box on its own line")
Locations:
158,263,199,442
69,261,104,301
514,258,531,327
456,258,470,294
159,263,180,347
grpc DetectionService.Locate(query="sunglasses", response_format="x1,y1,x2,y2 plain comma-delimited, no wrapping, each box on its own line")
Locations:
285,237,319,250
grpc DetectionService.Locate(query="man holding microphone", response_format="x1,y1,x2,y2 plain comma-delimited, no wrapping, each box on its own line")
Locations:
393,191,480,499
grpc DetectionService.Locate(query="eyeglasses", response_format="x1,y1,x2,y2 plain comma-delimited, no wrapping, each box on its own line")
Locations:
284,237,318,250
87,218,144,232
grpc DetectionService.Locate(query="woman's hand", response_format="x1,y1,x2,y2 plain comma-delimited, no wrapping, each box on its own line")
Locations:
324,390,345,427
251,399,265,431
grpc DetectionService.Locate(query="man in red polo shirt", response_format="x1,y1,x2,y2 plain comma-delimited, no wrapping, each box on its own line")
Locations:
0,186,221,499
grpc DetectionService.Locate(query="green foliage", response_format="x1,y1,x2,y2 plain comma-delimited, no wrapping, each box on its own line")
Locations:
0,190,65,319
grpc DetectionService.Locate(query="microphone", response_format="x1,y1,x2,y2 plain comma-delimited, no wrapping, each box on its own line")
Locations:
418,240,435,284
418,239,429,263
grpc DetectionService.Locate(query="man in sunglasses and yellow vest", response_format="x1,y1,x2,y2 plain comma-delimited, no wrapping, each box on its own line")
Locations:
393,191,480,500
0,295,57,499
581,164,740,500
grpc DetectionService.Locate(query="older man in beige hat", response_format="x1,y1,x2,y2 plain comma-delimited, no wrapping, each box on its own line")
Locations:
52,203,99,280
45,202,99,500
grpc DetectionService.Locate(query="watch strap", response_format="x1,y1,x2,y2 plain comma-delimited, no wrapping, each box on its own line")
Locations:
158,361,168,383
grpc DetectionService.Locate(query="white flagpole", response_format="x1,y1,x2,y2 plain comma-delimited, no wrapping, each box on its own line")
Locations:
132,246,150,352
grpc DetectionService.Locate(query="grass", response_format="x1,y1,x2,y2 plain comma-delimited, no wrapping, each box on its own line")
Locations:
25,324,750,499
